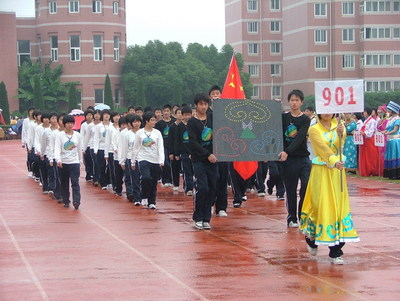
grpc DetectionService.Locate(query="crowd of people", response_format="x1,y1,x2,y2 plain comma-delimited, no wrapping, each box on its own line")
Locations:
19,85,400,264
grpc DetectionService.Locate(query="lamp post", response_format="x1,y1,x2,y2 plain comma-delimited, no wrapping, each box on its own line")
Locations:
271,74,275,100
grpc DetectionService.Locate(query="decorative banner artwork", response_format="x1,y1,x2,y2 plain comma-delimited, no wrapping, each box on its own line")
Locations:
213,99,283,161
315,80,364,114
353,131,364,145
374,132,385,147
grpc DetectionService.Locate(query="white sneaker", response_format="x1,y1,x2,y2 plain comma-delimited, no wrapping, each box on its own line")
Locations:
28,172,33,178
148,204,157,210
173,186,179,191
39,182,43,187
194,221,203,230
141,199,148,206
101,186,107,190
307,246,318,256
43,191,49,194
164,183,172,188
211,207,214,215
134,201,141,206
186,190,193,196
216,210,228,217
331,257,344,265
241,195,247,201
202,222,211,230
257,192,266,197
288,221,299,228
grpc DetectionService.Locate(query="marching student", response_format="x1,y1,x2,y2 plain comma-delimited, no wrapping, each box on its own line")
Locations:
174,106,194,196
112,116,128,197
80,110,94,182
54,115,82,209
28,110,42,183
131,112,164,209
93,110,111,189
21,106,36,178
85,109,102,186
187,93,217,230
119,114,142,204
155,104,176,187
168,107,182,191
35,112,50,193
105,112,120,193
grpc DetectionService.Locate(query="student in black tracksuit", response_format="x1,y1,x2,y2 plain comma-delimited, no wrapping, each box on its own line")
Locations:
187,93,217,230
168,107,182,190
174,106,194,196
278,89,311,228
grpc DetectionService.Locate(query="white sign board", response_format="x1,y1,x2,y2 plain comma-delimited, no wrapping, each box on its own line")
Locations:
315,80,364,114
374,132,385,147
353,131,364,145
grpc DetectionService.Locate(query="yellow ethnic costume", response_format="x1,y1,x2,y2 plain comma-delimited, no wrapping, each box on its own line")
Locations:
300,118,360,246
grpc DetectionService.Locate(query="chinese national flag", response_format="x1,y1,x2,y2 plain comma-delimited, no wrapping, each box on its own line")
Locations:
221,55,258,180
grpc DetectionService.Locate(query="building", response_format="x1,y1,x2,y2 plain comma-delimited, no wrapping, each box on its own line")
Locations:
225,0,400,101
0,0,126,113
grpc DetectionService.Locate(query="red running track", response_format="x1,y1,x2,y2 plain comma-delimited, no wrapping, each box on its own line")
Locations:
1,140,400,300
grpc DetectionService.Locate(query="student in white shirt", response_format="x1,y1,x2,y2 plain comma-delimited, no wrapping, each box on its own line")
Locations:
36,112,50,193
28,111,42,182
80,110,94,182
87,110,102,187
21,106,36,177
119,114,142,204
131,112,164,209
105,112,120,193
54,115,82,209
112,116,128,197
93,110,111,190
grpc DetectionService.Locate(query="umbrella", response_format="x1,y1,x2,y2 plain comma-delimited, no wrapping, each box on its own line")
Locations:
94,104,110,111
69,109,84,115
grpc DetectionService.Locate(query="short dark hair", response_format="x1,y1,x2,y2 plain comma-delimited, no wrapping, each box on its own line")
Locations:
181,106,192,115
110,111,120,122
287,89,304,102
128,105,135,111
101,109,111,120
154,107,162,113
118,116,127,127
48,112,58,120
40,112,50,123
194,93,210,105
175,107,182,115
125,113,142,126
86,106,95,111
142,111,155,123
135,106,143,112
27,106,36,113
305,106,314,112
163,104,172,111
62,115,75,126
208,85,221,96
33,110,42,118
58,113,67,123
84,109,94,118
354,112,363,120
364,107,372,116
144,106,153,113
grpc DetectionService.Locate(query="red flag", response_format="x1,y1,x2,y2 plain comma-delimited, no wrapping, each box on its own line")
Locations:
221,55,258,180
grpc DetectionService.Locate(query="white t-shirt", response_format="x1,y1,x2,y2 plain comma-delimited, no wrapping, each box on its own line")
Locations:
54,131,82,164
131,128,164,165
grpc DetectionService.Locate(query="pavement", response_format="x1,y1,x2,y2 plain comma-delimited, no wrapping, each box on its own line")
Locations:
1,140,399,301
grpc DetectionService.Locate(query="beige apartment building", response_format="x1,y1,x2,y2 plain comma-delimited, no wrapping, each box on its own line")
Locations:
0,0,126,112
225,0,400,100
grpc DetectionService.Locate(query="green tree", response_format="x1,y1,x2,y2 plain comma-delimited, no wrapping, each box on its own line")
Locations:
0,81,11,124
33,76,44,111
136,77,146,108
68,84,78,111
104,74,114,110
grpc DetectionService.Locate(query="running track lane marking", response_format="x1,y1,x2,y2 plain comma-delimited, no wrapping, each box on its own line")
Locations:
0,213,50,301
80,211,210,301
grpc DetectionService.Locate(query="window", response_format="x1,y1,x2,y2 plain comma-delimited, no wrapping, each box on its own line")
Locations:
92,1,102,13
314,3,327,16
248,22,258,33
113,36,120,61
50,36,58,62
364,27,390,39
342,55,355,68
363,54,391,66
342,29,355,42
252,86,259,98
270,42,281,54
270,0,280,10
394,81,400,91
272,86,281,97
17,40,30,66
270,64,281,76
248,43,258,55
49,1,57,14
115,89,120,108
394,28,400,38
364,1,390,12
342,2,354,15
95,89,104,103
270,21,280,32
315,56,327,69
366,81,391,92
248,65,259,76
93,35,103,61
247,0,258,11
395,1,400,11
393,54,400,65
69,1,79,13
315,29,327,43
70,35,80,61
113,1,119,14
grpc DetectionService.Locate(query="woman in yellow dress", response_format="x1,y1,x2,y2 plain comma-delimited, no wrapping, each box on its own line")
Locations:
300,114,360,265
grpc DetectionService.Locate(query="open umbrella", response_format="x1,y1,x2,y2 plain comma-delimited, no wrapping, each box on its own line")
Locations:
94,104,110,111
69,109,84,115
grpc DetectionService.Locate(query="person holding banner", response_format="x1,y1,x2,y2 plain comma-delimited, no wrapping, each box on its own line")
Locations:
300,114,359,265
279,89,311,228
358,108,382,177
383,101,400,179
343,113,358,172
